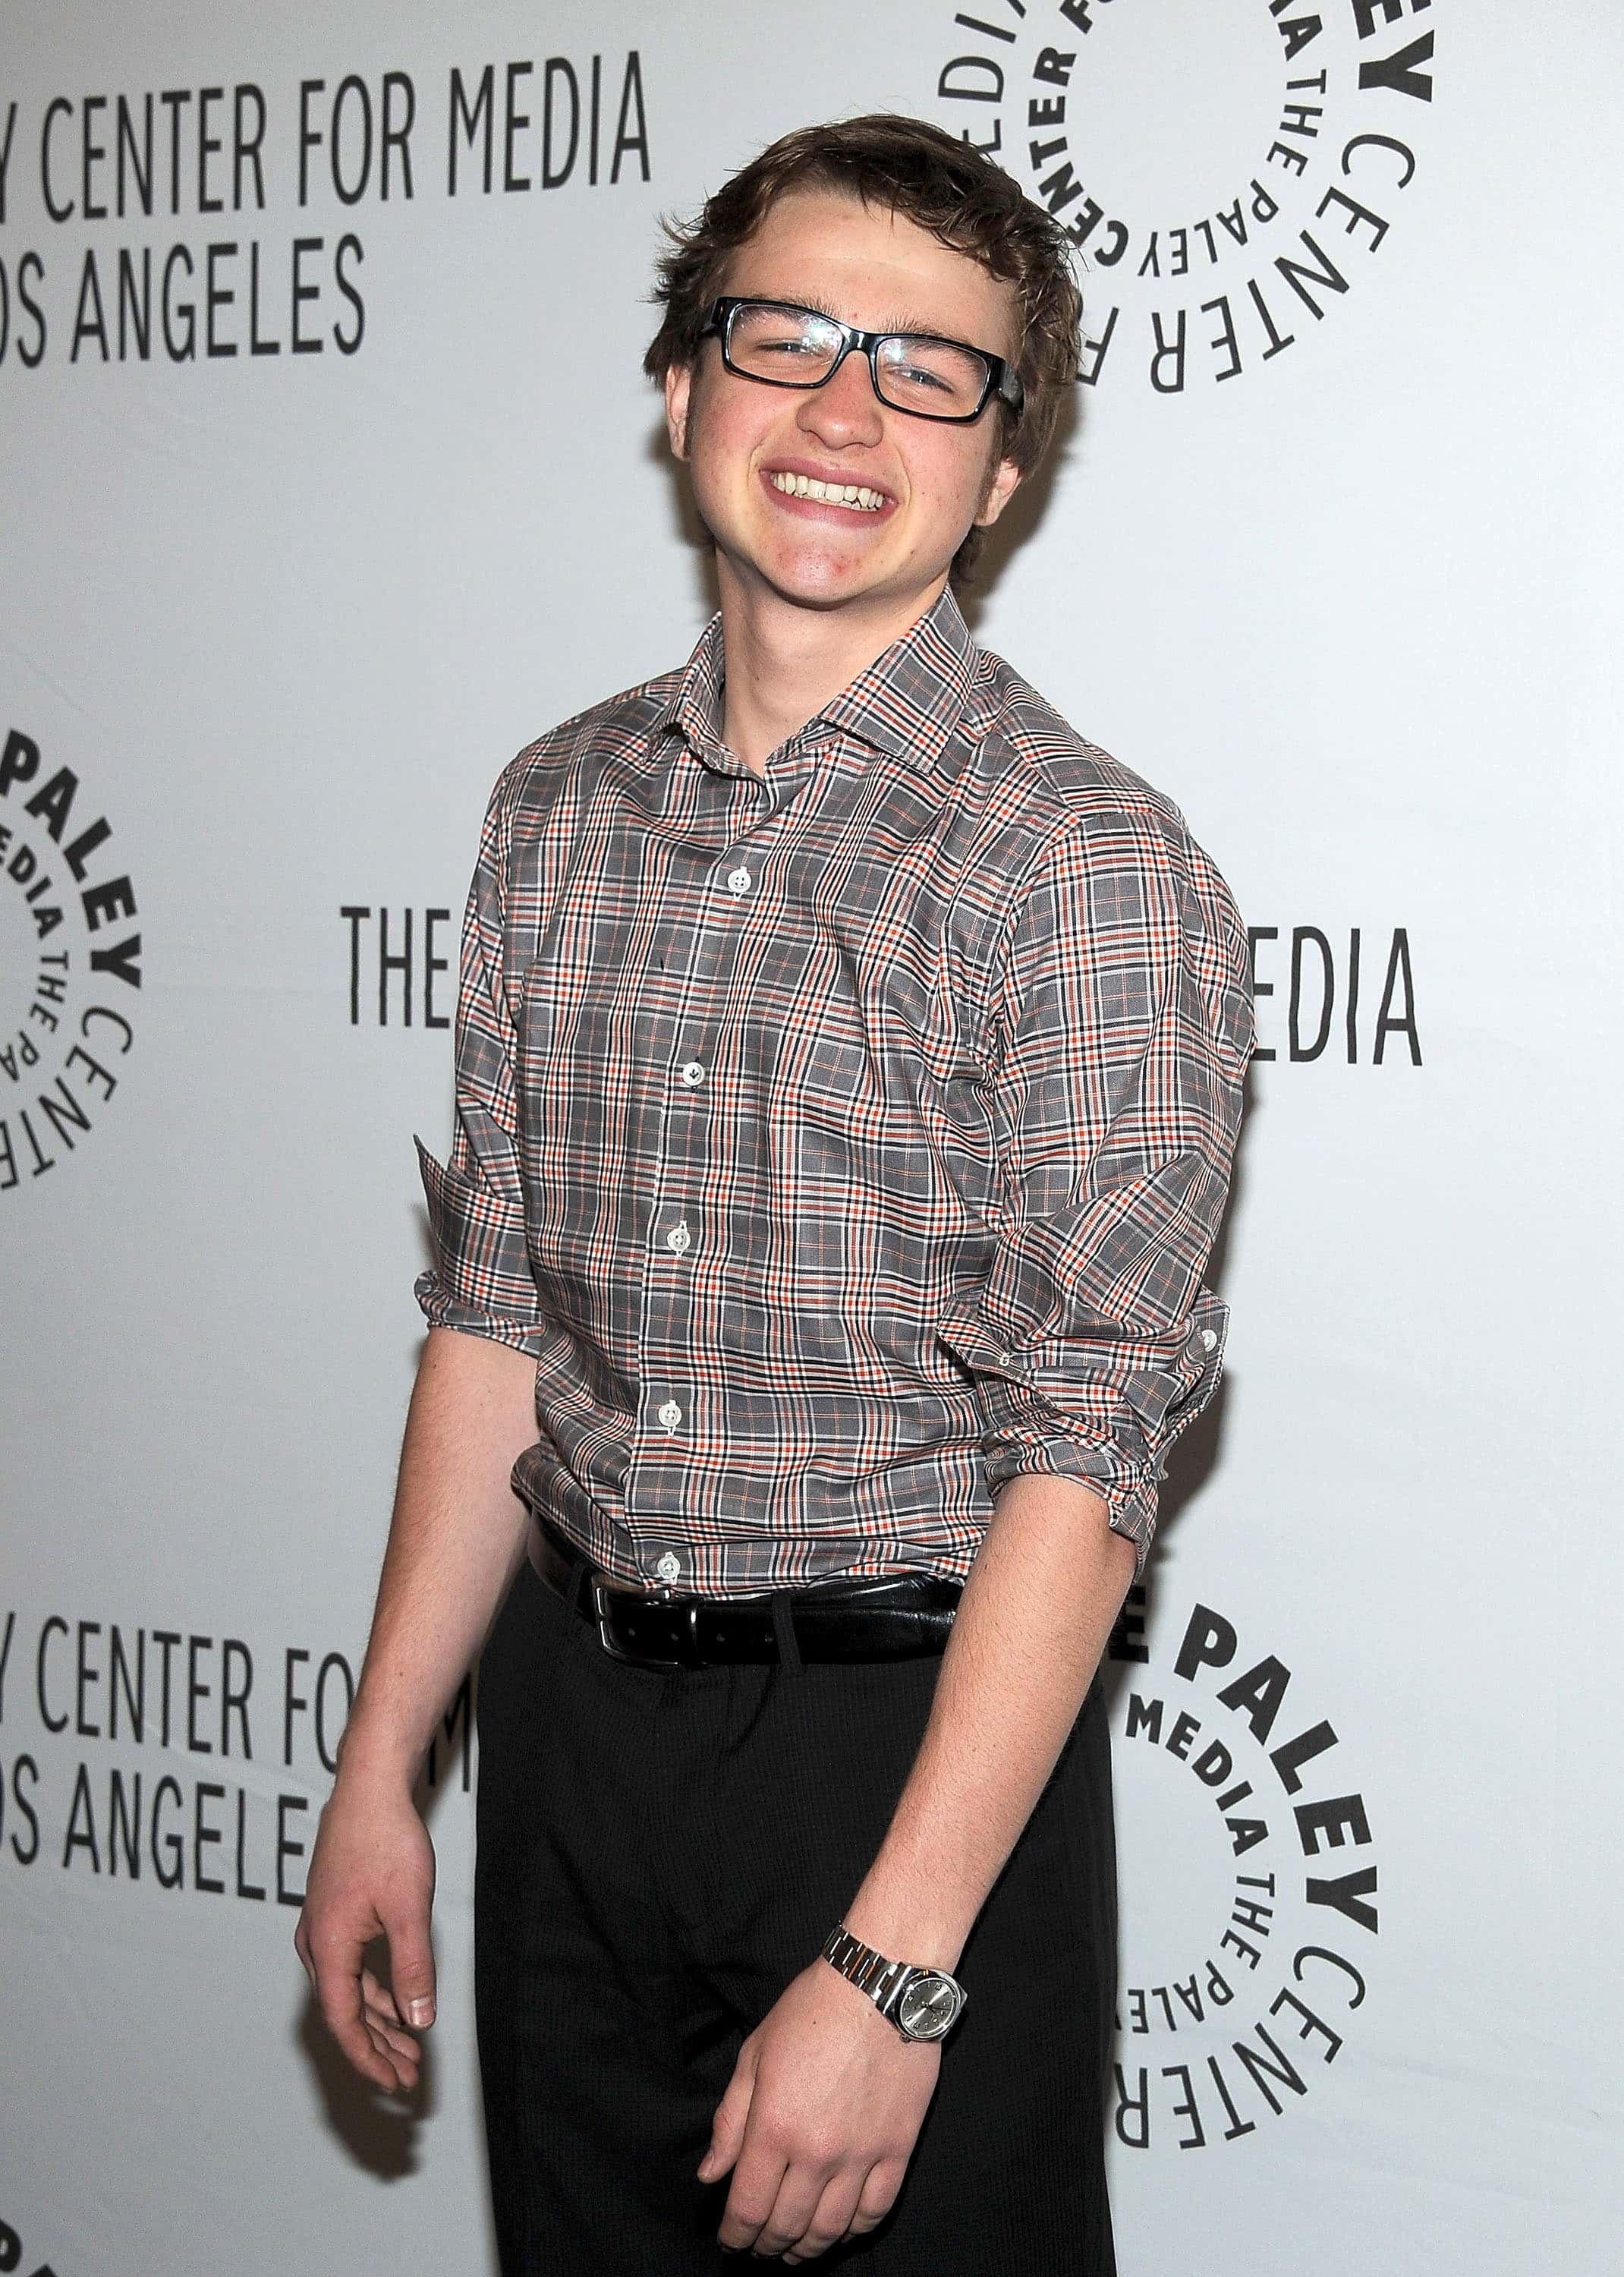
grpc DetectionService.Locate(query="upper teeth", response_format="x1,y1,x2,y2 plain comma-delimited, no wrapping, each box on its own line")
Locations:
770,473,885,510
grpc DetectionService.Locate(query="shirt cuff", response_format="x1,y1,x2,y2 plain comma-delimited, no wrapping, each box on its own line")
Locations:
413,1137,546,1357
983,1437,1160,1573
949,1296,1230,1574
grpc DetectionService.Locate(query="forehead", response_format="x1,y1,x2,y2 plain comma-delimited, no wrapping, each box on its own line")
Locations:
722,187,1016,352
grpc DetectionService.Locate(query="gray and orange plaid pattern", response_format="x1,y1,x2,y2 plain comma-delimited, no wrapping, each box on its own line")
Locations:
416,585,1251,1591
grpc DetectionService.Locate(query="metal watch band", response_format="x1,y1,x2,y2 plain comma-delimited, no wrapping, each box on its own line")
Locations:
820,1924,967,2042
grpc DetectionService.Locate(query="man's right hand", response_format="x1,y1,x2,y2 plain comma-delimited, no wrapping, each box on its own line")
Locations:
290,1324,538,2096
294,1772,438,2094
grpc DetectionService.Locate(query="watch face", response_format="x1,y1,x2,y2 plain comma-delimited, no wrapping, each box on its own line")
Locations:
897,1971,962,2040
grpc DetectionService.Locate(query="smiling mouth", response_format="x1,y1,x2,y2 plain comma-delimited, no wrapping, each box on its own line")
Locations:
767,471,887,512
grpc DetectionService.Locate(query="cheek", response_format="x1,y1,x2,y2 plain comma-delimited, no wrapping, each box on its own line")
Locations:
915,436,999,521
684,362,745,461
693,394,776,499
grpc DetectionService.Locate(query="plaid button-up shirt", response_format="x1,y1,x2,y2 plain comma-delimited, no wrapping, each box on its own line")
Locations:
415,585,1250,1592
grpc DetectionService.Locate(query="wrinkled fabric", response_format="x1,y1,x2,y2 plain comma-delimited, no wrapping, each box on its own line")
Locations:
417,585,1250,1589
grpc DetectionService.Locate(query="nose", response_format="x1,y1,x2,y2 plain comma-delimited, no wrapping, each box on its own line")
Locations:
795,347,885,450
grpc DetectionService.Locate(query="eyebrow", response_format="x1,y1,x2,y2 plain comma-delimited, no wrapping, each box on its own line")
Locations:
754,291,975,344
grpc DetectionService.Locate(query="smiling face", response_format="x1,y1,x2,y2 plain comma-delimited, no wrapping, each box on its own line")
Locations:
663,188,1023,628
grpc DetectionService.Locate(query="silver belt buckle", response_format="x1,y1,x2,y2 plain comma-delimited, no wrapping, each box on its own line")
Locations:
590,1571,686,1667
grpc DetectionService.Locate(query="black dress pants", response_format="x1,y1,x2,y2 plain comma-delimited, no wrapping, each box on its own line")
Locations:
474,1556,1119,2275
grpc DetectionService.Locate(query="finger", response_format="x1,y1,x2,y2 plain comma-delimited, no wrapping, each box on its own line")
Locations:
782,2172,863,2264
360,1995,421,2067
845,2156,906,2237
372,2030,422,2090
360,1966,401,2026
697,2039,757,2187
364,2027,420,2091
359,1963,431,2077
310,1926,398,2091
716,2144,792,2253
745,2166,830,2261
357,1992,422,2084
381,1904,437,2033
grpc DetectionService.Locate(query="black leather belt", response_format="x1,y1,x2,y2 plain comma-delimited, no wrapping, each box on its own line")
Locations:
528,1516,960,1669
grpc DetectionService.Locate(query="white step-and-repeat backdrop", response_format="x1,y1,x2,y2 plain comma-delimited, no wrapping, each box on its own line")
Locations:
3,2,1619,2270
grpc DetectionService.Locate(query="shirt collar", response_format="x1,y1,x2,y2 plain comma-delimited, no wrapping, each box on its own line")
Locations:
659,583,979,778
668,612,729,768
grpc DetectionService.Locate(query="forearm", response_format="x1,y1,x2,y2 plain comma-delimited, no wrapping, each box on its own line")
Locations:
842,1473,1136,1970
338,1324,538,1791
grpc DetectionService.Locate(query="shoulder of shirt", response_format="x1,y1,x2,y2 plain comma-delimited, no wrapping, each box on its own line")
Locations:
966,655,1248,977
967,647,1191,844
483,664,688,824
963,651,1249,960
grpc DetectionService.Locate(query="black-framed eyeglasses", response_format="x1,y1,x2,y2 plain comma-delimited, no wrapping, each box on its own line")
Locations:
700,297,1024,424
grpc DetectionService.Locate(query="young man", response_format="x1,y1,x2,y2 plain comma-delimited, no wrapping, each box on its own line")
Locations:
297,116,1250,2273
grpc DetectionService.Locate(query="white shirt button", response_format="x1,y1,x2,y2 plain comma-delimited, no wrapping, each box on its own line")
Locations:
678,1060,707,1088
725,866,753,896
1200,1328,1218,1353
656,1398,682,1431
666,1219,691,1255
655,1551,681,1584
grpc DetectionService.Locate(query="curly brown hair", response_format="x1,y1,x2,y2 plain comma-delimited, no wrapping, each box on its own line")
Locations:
644,115,1083,579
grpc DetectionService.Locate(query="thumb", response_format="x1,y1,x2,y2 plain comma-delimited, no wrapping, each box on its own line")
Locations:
385,1906,437,2031
697,2040,757,2183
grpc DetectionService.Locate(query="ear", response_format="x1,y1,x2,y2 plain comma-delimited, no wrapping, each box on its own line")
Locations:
664,360,694,461
973,451,1023,530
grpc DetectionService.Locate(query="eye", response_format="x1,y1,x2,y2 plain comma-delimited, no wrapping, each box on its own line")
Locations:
890,361,953,393
877,335,989,414
731,305,842,358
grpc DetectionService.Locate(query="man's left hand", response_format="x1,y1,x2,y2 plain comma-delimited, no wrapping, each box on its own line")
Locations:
699,1957,942,2261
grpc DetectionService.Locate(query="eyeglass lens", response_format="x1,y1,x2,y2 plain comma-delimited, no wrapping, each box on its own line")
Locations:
726,302,990,417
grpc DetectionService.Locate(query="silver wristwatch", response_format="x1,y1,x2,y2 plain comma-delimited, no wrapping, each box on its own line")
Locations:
820,1924,968,2042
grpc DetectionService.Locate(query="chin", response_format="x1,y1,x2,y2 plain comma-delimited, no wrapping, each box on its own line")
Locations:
763,534,902,603
776,550,870,592
780,568,892,613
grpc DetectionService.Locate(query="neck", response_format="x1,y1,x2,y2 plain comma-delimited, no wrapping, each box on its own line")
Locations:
715,567,949,775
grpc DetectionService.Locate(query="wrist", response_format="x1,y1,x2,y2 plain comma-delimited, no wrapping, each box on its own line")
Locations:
332,1715,424,1794
840,1891,967,1975
820,1923,968,2043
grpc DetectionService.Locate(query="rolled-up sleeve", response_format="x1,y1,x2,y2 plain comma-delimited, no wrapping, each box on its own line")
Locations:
936,805,1251,1568
414,771,546,1356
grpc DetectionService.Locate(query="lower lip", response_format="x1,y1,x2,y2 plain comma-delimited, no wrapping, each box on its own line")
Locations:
760,471,894,525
